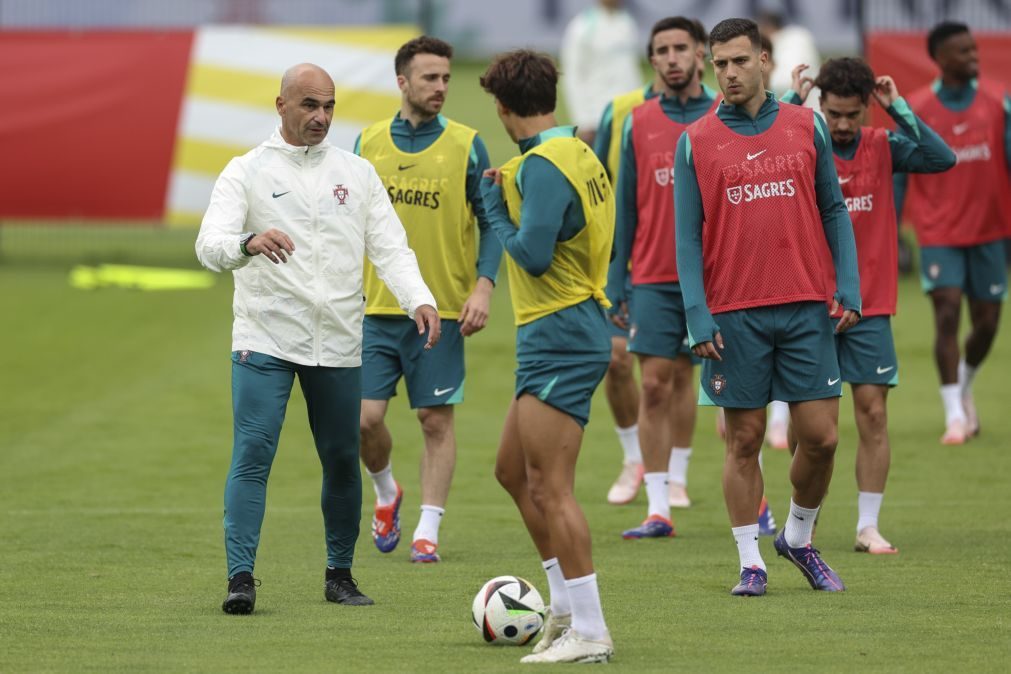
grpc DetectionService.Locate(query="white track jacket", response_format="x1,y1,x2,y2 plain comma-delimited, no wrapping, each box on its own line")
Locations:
196,129,437,367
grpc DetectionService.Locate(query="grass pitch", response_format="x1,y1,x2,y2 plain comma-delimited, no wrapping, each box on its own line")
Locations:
2,264,1009,673
1,61,1009,673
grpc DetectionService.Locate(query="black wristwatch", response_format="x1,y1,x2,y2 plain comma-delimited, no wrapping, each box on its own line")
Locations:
239,232,256,257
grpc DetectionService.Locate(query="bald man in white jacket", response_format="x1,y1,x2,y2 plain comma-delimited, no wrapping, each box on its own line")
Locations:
196,63,439,615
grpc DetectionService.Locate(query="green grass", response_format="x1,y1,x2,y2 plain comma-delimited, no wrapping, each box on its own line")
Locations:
2,59,1009,672
1,265,1009,672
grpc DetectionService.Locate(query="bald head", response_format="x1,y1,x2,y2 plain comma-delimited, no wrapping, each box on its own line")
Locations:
280,63,334,97
276,63,335,146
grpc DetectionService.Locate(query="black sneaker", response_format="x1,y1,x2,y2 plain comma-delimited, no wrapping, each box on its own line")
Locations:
325,575,374,606
222,572,259,614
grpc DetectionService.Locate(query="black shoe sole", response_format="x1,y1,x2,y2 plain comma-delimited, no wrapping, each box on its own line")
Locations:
222,596,255,614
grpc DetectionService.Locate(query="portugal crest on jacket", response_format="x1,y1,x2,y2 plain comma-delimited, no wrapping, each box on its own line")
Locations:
333,184,349,205
726,186,742,205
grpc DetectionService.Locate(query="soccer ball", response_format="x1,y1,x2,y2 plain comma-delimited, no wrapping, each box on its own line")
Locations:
471,575,545,645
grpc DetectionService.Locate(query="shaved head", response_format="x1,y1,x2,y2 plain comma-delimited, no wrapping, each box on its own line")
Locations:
276,63,335,146
280,63,333,97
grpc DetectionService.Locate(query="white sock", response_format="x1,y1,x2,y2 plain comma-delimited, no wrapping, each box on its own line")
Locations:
732,524,765,570
784,500,820,548
856,492,884,533
957,359,977,393
366,465,398,506
412,504,444,544
565,573,608,641
667,447,692,486
769,400,790,426
542,558,571,616
643,472,670,519
615,425,642,464
940,384,966,425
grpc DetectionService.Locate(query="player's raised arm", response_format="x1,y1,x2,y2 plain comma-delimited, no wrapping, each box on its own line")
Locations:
879,77,956,174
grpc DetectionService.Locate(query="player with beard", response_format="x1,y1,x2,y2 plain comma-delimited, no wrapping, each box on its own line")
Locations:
592,17,711,510
898,22,1010,444
605,16,716,538
787,58,955,554
356,36,502,563
675,18,861,596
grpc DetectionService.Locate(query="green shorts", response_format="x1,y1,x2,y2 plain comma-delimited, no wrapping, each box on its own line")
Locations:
833,315,899,387
515,360,609,428
920,242,1008,301
628,283,698,363
362,316,464,408
699,302,841,408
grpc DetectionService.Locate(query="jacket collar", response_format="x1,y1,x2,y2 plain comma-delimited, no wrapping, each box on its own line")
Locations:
267,127,330,156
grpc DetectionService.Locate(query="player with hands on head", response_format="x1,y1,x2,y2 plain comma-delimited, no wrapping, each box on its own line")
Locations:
785,57,956,555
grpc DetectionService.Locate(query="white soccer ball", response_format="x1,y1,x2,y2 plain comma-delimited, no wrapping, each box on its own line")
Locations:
471,575,545,645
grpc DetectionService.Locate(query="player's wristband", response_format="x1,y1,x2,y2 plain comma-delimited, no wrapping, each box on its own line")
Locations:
239,232,255,257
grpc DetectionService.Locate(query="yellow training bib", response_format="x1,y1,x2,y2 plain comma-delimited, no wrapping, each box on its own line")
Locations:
606,86,648,182
360,117,477,319
499,136,614,326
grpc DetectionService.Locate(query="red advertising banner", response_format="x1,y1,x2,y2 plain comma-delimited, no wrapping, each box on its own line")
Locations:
0,31,193,220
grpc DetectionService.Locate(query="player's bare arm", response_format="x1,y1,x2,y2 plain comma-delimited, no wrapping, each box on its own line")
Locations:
459,276,494,336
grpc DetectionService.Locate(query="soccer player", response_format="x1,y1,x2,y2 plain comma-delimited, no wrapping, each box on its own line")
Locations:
606,16,717,538
196,64,439,613
717,33,791,455
675,18,861,596
787,58,955,553
356,37,502,563
480,50,615,663
592,18,708,508
898,22,1010,444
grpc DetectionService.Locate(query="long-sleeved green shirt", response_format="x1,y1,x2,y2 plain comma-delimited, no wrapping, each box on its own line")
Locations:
674,93,861,347
480,126,610,362
607,85,718,305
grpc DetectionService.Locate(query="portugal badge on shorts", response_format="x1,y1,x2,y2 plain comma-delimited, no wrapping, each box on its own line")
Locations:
710,374,727,395
928,263,940,280
333,184,349,205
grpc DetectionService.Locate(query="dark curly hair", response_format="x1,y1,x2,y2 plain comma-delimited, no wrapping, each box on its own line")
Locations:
815,57,876,104
395,36,453,76
480,49,557,117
